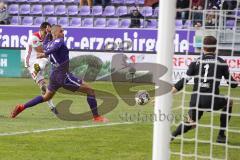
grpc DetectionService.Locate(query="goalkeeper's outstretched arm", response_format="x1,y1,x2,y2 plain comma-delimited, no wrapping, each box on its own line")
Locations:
221,59,238,88
172,61,196,93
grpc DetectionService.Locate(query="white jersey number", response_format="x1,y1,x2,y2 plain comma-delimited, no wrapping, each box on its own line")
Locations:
203,64,210,82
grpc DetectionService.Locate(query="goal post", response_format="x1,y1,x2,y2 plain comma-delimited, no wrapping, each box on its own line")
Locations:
152,0,176,160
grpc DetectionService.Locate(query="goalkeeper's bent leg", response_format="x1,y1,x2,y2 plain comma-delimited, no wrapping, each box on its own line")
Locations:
172,110,203,140
219,100,233,136
172,122,194,139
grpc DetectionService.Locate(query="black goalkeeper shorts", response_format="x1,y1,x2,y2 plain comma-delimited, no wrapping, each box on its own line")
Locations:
188,94,228,121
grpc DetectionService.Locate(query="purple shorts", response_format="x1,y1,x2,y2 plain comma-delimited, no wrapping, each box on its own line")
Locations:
48,72,82,92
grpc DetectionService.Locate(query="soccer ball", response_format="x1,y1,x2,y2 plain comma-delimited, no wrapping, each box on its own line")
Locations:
135,90,150,105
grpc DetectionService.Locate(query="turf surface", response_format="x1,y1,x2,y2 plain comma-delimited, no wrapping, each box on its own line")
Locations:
0,78,239,160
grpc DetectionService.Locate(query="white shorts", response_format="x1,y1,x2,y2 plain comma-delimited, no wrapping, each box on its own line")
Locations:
27,58,48,83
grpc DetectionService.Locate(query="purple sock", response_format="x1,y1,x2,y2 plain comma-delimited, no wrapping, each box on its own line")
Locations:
87,95,99,117
24,96,44,109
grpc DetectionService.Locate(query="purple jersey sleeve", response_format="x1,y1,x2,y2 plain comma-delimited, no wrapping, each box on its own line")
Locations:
44,38,64,56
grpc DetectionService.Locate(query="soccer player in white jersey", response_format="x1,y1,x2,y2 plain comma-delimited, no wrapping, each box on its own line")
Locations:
25,22,57,114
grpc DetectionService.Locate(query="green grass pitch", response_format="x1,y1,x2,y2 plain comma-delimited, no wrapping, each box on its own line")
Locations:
0,78,239,160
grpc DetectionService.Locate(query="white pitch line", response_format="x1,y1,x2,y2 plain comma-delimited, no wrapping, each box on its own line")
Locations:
0,122,135,137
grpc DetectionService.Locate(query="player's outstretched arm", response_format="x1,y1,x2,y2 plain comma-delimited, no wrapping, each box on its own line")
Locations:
173,61,196,93
228,76,238,88
172,77,190,93
221,59,238,88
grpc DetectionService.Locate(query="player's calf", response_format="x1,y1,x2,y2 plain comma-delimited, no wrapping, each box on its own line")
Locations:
78,83,95,96
11,96,44,118
38,81,57,114
77,83,109,122
217,99,233,143
171,117,196,141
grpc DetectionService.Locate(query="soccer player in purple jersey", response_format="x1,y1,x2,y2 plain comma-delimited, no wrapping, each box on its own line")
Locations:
11,25,109,123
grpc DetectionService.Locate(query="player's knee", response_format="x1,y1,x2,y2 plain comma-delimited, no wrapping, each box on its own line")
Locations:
88,88,95,96
42,91,53,102
83,83,95,96
223,99,233,112
42,95,49,102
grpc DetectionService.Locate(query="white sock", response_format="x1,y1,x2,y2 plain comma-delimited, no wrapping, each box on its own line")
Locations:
47,100,55,109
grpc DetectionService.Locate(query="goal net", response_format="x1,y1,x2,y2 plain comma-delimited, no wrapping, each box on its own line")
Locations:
168,0,240,160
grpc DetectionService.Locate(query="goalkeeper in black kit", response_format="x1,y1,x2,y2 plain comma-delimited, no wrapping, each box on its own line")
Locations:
171,36,238,143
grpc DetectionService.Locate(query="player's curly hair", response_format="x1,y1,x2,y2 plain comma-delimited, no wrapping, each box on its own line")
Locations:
40,22,51,30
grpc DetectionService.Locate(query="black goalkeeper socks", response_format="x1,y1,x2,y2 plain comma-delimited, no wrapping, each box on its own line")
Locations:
219,106,232,136
172,123,193,137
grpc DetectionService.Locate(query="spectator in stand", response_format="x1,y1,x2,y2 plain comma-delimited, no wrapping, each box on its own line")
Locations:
205,10,217,28
120,7,149,28
191,0,205,27
94,0,110,7
144,0,159,9
0,2,9,25
207,0,221,9
80,0,93,7
222,0,237,10
222,0,237,24
192,0,205,9
176,0,190,23
205,1,221,29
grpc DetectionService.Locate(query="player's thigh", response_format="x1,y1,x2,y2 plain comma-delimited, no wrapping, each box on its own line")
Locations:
35,58,48,70
62,73,84,92
62,73,95,95
188,108,204,122
198,95,212,110
199,95,228,111
189,94,204,122
213,95,228,110
189,94,198,107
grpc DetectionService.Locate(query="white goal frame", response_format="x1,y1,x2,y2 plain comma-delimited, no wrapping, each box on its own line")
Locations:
152,0,176,160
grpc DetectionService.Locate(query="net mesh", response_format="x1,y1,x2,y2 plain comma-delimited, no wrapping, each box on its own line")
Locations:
170,0,240,159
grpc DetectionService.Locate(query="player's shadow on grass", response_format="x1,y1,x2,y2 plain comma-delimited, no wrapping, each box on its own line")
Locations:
55,88,118,121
